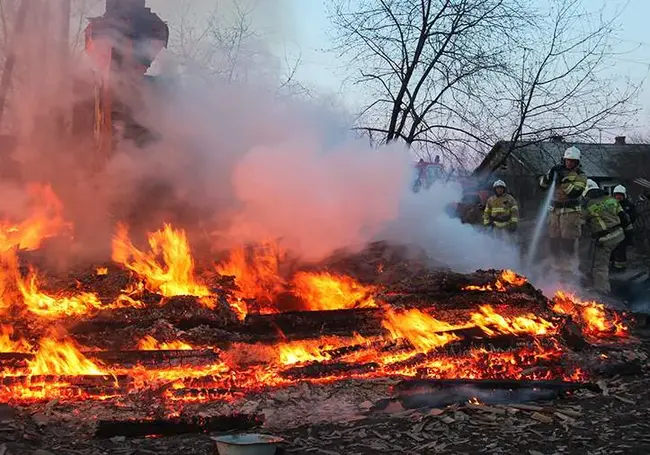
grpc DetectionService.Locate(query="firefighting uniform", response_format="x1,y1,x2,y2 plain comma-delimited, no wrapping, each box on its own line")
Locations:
610,198,637,269
539,166,587,276
582,191,628,293
483,193,519,239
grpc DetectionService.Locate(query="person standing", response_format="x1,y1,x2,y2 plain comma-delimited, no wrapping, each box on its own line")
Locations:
610,185,637,270
582,179,629,294
539,146,588,277
483,180,519,239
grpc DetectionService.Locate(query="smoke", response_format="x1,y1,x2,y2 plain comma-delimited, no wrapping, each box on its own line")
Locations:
378,181,521,272
0,1,521,273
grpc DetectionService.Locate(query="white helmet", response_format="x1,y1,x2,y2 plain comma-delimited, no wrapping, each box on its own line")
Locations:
493,180,506,188
613,185,626,196
583,179,599,196
563,146,581,161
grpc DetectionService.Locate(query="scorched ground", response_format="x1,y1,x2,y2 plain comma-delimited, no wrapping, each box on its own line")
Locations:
0,184,636,451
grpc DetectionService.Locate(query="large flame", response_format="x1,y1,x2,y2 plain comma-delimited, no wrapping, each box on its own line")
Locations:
382,309,461,352
0,325,32,353
292,271,377,311
552,291,627,339
27,339,106,376
471,305,557,336
215,241,286,318
0,184,71,252
112,223,213,304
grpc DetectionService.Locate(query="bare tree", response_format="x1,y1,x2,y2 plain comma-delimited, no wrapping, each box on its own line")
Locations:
166,0,306,94
329,0,529,158
481,0,641,171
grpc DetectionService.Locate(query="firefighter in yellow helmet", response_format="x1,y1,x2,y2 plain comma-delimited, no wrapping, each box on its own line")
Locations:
582,179,630,294
483,180,519,239
539,146,587,277
610,185,636,270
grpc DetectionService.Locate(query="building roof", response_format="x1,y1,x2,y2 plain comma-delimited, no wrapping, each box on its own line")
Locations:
475,140,650,180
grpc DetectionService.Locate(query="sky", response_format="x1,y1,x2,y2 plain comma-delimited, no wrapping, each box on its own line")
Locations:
138,0,650,137
286,0,650,137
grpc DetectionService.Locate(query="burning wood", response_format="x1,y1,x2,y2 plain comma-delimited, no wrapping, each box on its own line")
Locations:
0,185,633,432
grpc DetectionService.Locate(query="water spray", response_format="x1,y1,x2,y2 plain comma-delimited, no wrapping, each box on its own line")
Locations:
525,173,557,271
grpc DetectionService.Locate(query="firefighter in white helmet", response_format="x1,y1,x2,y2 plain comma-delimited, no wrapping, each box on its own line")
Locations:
539,146,588,278
582,179,630,293
483,180,519,239
610,184,636,270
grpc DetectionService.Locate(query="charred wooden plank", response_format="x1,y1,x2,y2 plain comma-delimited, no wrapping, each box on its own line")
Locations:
88,349,219,366
280,361,380,379
0,375,131,387
393,378,601,393
94,414,264,439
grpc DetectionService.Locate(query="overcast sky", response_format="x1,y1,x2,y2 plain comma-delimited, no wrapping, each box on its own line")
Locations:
143,0,650,137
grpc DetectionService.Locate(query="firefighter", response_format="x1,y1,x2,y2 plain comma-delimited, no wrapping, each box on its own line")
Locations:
582,179,629,294
483,180,519,238
610,185,637,270
539,146,588,277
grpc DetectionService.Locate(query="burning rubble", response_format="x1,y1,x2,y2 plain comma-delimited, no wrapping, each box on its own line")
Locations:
0,184,633,438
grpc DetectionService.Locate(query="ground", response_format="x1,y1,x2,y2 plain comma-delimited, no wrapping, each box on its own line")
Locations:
1,335,648,455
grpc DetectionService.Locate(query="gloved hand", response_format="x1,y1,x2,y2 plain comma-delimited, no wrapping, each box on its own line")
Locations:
548,164,563,182
508,223,518,233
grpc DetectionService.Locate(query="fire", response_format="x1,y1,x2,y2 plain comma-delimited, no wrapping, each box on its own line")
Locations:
18,270,107,318
471,305,557,336
0,184,71,252
292,271,377,311
552,291,628,339
463,269,527,292
277,342,332,365
112,223,213,304
96,267,108,276
137,335,193,351
382,309,461,352
26,339,106,376
215,242,285,316
0,325,31,353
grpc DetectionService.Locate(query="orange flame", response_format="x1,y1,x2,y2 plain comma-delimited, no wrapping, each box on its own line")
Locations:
112,223,213,305
0,184,71,253
215,242,286,318
463,269,527,292
137,335,193,351
27,339,106,376
0,325,31,353
552,291,627,339
471,305,557,336
292,271,377,311
382,309,461,352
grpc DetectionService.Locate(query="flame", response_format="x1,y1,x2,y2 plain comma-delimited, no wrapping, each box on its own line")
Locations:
112,223,212,305
382,309,461,352
463,269,527,292
96,267,108,276
292,272,377,311
0,325,31,353
552,291,628,339
137,335,193,351
277,342,332,365
27,339,106,376
0,184,70,252
215,241,286,317
18,270,107,318
471,305,557,336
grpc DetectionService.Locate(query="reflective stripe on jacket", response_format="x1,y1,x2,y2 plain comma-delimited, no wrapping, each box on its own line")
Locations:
539,166,587,208
483,194,519,228
583,195,625,237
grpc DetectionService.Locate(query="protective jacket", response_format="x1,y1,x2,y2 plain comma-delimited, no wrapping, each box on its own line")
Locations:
582,189,629,241
539,165,587,211
483,194,519,229
619,199,637,234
